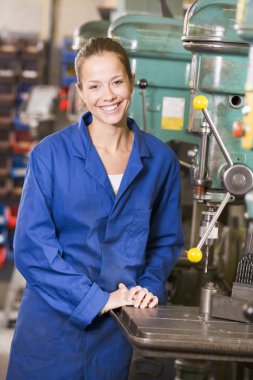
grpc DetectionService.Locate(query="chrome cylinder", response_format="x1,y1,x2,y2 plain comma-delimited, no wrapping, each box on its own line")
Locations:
199,282,218,321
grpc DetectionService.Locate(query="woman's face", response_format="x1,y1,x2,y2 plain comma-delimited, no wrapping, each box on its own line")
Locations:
77,51,135,128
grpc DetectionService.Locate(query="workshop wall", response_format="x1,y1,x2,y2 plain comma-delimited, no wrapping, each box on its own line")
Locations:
0,0,111,84
0,0,50,39
0,0,105,41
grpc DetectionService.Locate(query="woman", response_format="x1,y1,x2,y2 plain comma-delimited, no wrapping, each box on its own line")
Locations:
7,37,184,380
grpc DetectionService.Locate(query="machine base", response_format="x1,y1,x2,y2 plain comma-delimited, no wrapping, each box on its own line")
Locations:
111,305,253,362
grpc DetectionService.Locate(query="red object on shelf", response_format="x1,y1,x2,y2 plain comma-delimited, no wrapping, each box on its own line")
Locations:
0,246,7,268
6,205,18,229
59,87,70,111
11,130,35,153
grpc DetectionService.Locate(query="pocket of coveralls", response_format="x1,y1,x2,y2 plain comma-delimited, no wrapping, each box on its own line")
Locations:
13,287,64,361
124,209,152,258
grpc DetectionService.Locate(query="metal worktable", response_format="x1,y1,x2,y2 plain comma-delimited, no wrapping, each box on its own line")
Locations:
111,305,253,363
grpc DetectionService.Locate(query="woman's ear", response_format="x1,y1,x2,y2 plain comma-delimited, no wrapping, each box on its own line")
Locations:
75,82,85,103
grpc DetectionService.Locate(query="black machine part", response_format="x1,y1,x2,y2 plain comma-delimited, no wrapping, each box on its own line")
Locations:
211,283,253,323
223,165,253,196
211,221,253,323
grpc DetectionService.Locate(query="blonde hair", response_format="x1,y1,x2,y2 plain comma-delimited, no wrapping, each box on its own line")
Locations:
75,37,132,87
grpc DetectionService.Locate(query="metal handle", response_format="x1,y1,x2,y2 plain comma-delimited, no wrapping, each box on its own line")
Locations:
202,108,233,167
138,79,148,132
197,192,231,250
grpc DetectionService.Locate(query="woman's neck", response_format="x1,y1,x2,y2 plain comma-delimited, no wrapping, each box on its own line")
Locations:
88,119,133,153
87,118,134,175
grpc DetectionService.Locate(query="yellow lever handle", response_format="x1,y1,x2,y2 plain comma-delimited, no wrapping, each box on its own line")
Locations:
187,247,203,263
193,95,208,110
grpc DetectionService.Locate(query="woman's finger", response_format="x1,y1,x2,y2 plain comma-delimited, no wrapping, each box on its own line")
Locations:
118,283,127,289
133,288,148,308
140,292,153,309
148,296,158,308
127,285,142,301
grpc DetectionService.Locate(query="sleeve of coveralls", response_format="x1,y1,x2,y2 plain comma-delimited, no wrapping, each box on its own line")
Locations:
137,157,184,304
14,151,109,329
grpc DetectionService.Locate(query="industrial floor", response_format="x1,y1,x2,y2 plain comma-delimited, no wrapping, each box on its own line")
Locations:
0,259,14,380
0,312,13,380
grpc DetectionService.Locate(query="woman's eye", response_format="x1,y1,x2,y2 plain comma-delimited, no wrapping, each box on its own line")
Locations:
113,80,123,85
88,84,98,90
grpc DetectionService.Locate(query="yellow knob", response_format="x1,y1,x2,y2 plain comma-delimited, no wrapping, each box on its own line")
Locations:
193,95,208,110
187,247,203,263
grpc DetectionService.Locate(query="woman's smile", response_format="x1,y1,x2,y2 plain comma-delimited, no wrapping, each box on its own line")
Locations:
99,102,121,112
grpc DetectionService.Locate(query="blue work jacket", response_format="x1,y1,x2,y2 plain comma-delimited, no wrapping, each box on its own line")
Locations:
7,112,184,380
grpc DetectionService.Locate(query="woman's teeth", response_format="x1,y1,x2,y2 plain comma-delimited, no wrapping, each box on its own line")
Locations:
101,104,119,111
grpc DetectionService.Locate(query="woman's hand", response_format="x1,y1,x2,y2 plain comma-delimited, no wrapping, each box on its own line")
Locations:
102,283,134,313
127,285,158,309
101,283,158,315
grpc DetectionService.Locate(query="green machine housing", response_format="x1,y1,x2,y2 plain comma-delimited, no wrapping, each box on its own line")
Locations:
236,0,253,219
108,14,198,145
72,20,110,50
182,0,253,199
182,0,253,322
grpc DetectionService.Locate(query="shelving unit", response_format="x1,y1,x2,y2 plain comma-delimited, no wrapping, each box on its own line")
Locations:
60,37,76,87
0,33,46,265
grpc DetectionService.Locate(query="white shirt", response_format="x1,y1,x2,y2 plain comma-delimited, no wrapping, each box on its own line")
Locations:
108,173,123,195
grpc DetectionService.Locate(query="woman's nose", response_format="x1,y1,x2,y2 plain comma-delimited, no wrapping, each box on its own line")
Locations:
102,85,116,101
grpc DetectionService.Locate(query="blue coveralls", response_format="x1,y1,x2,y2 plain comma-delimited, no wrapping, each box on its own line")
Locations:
7,112,184,380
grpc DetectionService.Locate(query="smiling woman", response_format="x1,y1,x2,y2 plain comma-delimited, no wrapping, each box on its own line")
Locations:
6,37,184,380
77,51,135,134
